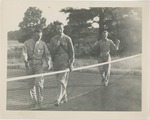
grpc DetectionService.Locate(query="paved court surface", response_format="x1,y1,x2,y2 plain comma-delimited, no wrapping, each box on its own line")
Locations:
7,69,141,111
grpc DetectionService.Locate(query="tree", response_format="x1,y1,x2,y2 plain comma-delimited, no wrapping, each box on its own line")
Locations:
61,7,142,56
61,8,93,49
8,30,20,40
18,7,46,43
42,21,62,43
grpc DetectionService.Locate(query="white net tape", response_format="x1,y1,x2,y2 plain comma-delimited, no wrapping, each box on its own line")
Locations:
7,54,142,82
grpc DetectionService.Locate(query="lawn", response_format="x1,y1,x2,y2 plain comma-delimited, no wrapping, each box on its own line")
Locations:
7,40,142,75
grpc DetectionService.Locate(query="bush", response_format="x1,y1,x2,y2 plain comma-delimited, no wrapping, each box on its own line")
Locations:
7,41,24,64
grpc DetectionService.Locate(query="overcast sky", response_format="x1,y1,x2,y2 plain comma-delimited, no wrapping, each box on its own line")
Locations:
3,0,145,32
3,1,91,31
4,1,69,31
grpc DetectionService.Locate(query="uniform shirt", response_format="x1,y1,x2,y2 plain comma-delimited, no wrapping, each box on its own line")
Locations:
50,34,75,64
23,39,51,64
93,39,118,56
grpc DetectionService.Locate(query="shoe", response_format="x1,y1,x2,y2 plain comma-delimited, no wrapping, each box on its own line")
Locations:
104,80,109,86
60,96,68,104
101,81,105,86
54,100,60,106
100,78,105,86
104,81,109,86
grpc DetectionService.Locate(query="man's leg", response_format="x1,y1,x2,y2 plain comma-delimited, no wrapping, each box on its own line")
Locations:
98,58,105,85
104,57,111,86
34,65,44,108
55,72,69,105
26,67,37,106
61,72,69,103
103,64,111,86
55,74,63,106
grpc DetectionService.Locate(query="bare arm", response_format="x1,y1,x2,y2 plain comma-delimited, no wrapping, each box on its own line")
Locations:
22,42,30,68
88,41,100,53
44,42,52,70
110,39,120,50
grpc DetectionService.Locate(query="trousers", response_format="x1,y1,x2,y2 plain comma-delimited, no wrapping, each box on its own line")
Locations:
56,72,69,102
98,53,111,84
26,63,44,105
53,53,70,102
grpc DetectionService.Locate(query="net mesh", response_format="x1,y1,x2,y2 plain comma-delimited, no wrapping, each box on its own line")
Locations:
7,54,142,110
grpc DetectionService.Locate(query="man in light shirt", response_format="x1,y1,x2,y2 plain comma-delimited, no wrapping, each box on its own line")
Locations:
91,31,120,86
49,23,75,106
23,29,52,109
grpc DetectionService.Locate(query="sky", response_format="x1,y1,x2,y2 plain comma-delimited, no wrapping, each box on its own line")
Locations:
4,1,69,31
3,1,90,31
3,0,144,32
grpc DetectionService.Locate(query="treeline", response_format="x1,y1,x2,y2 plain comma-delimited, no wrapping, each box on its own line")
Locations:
8,7,142,57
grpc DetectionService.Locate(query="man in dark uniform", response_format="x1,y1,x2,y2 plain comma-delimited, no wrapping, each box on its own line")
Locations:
49,23,75,106
23,29,52,109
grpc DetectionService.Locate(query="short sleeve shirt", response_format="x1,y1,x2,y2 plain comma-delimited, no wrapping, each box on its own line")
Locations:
23,39,50,60
93,39,117,54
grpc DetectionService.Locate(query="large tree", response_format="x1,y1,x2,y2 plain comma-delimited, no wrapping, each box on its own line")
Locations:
42,21,62,43
61,7,141,39
61,7,142,55
61,8,93,48
18,7,46,43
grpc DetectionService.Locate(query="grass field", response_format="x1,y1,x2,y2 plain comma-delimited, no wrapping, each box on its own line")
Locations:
7,40,142,75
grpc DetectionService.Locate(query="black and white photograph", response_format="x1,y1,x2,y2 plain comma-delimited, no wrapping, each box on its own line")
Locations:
0,0,150,119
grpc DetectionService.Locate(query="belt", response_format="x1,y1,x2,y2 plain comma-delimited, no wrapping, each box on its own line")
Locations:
99,52,110,56
27,58,42,61
55,52,67,56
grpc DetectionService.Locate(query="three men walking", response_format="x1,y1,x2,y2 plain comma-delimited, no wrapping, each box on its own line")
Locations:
23,23,119,109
